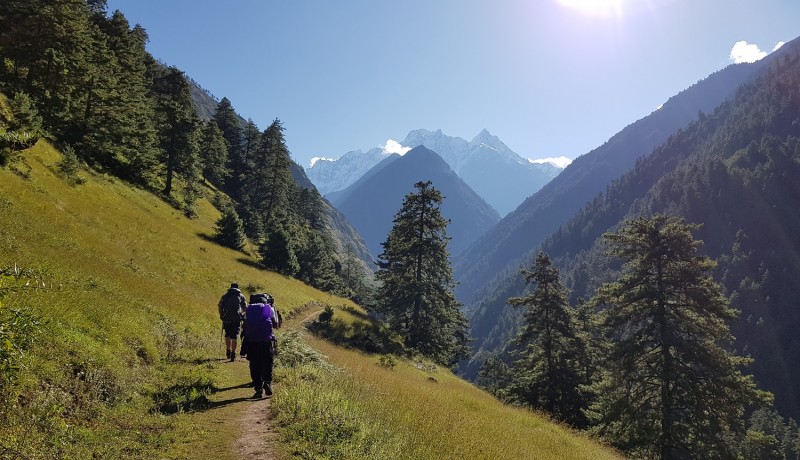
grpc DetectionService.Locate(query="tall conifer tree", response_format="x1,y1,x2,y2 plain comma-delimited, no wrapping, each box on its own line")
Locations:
589,214,763,459
212,97,244,196
376,181,468,366
507,252,587,427
151,66,201,201
199,120,230,187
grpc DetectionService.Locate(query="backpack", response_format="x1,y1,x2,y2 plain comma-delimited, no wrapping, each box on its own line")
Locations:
220,290,243,323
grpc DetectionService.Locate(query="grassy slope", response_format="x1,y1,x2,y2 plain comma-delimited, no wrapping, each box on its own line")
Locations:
0,142,619,459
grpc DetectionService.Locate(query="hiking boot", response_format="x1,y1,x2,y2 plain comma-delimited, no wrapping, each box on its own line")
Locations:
226,350,231,360
229,352,236,362
253,390,263,399
265,384,273,396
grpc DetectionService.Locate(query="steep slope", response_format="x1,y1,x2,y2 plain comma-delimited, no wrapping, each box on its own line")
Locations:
0,140,358,457
290,162,375,269
329,146,501,258
454,52,782,305
0,141,619,460
467,42,800,419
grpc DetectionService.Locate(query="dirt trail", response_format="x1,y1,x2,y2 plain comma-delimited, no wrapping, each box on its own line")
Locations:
233,395,278,459
230,305,322,459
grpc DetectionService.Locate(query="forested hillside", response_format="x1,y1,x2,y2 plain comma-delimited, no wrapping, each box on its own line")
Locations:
470,37,800,428
453,53,774,305
0,0,373,301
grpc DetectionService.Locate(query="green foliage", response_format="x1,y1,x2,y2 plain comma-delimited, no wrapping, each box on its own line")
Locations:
212,97,244,197
742,408,800,460
0,266,44,395
7,91,43,136
507,252,588,427
309,305,405,355
260,226,299,276
151,66,201,204
376,181,468,366
151,371,213,414
213,203,246,251
198,120,229,187
57,144,83,184
589,215,764,458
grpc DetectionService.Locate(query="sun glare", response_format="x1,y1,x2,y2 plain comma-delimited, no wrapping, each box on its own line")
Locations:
556,0,625,18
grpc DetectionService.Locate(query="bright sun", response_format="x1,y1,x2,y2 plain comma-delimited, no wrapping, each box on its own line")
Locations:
556,0,625,17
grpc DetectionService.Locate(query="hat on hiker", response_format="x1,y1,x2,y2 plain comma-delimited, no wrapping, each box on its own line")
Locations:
230,283,239,289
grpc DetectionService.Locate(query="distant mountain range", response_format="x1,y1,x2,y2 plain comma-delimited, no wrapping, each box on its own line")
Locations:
328,146,501,258
306,129,566,216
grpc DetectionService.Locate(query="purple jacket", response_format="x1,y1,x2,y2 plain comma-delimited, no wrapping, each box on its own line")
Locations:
245,303,277,342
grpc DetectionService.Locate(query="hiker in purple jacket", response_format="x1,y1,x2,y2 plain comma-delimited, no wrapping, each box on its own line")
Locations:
245,293,278,398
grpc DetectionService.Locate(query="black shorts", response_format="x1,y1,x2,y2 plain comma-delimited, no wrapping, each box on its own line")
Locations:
223,321,241,339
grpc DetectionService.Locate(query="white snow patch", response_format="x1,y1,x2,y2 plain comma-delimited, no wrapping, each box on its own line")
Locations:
479,142,499,152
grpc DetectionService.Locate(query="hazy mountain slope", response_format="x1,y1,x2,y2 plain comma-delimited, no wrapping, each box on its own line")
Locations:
306,147,391,196
290,162,374,268
329,146,500,258
453,57,775,305
465,42,800,419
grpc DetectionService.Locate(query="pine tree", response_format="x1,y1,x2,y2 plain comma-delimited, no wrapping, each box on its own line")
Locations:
507,251,587,427
589,214,764,459
199,120,230,187
249,119,295,231
296,231,341,292
260,226,299,276
376,181,468,366
213,204,246,251
90,12,159,181
212,97,243,196
151,66,201,200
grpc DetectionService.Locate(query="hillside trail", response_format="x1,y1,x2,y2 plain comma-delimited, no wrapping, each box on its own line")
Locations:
223,304,323,459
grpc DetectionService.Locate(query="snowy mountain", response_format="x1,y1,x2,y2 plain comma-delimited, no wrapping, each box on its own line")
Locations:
401,129,564,215
305,147,391,197
305,129,567,216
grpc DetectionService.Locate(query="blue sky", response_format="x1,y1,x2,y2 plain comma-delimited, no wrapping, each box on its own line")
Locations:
107,0,799,168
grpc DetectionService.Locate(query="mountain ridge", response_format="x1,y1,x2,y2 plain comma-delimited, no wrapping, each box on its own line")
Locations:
306,129,565,216
329,145,501,258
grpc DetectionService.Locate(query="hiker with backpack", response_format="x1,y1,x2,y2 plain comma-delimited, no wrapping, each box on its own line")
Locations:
244,293,279,398
218,283,247,362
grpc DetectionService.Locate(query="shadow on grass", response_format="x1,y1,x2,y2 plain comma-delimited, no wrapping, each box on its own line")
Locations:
204,396,255,410
213,382,251,393
236,257,264,270
196,232,217,244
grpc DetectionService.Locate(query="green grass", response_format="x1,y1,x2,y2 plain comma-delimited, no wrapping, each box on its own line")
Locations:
274,321,621,460
0,141,619,459
0,141,347,458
